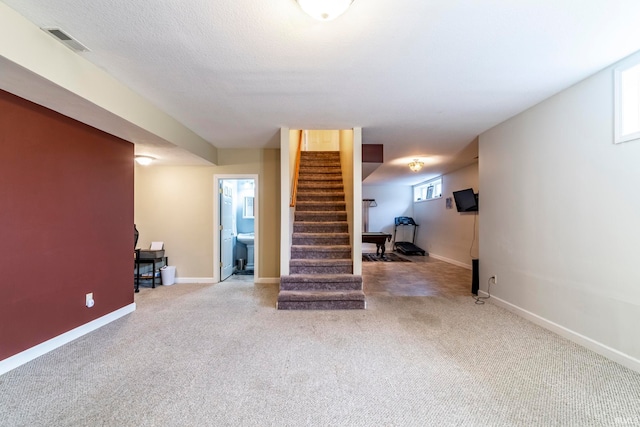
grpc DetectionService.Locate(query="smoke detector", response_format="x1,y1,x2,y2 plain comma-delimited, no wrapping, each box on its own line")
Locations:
42,27,90,52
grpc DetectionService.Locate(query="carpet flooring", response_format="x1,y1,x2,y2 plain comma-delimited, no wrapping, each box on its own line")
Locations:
2,260,640,426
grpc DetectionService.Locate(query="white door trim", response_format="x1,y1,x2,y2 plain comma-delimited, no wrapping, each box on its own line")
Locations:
213,174,259,283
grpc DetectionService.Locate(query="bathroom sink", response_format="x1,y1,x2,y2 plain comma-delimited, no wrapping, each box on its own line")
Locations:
237,233,254,245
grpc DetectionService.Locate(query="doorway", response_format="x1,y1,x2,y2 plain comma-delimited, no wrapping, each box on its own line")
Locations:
216,176,258,282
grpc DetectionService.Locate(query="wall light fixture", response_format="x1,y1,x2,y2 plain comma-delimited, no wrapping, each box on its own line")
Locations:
135,155,155,166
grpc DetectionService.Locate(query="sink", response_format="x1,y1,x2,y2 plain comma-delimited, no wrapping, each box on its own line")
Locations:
237,233,254,245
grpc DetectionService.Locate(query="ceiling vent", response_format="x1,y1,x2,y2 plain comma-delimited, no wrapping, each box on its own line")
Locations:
42,27,90,52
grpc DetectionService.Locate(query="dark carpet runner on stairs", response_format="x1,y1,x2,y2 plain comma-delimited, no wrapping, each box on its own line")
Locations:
277,151,365,310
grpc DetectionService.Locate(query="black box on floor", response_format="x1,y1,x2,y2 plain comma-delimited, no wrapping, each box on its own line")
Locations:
472,259,479,295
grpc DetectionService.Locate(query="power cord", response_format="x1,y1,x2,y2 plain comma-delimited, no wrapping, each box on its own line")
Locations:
474,276,495,305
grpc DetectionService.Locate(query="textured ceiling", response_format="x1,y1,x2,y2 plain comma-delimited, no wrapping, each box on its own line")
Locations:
3,0,640,184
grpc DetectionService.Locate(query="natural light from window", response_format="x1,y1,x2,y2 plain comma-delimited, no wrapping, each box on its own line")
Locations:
615,61,640,144
414,178,442,202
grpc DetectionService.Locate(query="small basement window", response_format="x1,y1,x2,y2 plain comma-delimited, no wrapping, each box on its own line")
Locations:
615,59,640,144
414,178,442,202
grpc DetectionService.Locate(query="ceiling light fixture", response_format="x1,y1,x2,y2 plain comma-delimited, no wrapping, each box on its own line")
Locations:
408,159,424,172
296,0,354,21
135,155,155,166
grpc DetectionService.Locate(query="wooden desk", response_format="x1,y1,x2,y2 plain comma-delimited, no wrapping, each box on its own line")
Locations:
135,249,167,293
362,232,392,257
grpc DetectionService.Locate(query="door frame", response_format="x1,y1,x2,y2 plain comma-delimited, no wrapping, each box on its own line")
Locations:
213,174,259,283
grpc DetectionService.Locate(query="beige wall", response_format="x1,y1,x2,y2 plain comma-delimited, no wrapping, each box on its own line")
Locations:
343,128,363,275
307,130,340,151
135,148,280,281
280,129,299,275
413,163,479,268
259,149,281,278
480,50,640,370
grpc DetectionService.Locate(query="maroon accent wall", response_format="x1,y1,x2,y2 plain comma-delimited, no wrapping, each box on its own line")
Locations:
362,144,383,163
0,89,134,361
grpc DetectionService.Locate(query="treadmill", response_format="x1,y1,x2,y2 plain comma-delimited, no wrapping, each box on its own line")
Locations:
393,216,427,256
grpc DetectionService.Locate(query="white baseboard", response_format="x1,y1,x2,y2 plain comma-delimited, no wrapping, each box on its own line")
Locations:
479,291,640,374
255,277,280,284
429,253,472,270
175,277,216,284
0,303,136,376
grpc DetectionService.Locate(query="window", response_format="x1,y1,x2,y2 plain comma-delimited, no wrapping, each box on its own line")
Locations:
615,60,640,144
243,196,254,218
414,178,442,202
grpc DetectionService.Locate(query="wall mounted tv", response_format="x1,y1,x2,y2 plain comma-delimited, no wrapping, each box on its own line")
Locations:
452,188,478,212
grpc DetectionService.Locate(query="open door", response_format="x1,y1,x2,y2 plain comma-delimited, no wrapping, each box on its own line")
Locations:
220,181,234,281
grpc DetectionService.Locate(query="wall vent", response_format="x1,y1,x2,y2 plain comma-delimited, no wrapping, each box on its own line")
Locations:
42,27,90,52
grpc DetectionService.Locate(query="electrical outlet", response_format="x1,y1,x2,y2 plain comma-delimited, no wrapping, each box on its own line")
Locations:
85,292,94,308
491,275,497,285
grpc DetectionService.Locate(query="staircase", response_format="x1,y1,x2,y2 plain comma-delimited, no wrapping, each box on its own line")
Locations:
277,151,365,310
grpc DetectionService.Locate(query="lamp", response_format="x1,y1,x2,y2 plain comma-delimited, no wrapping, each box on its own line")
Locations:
408,159,424,172
296,0,354,21
135,155,155,166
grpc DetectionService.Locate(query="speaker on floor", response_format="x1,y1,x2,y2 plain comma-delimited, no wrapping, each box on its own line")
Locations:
472,258,479,295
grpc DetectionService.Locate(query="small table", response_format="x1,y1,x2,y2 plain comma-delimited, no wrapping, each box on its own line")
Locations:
135,249,167,293
362,232,392,257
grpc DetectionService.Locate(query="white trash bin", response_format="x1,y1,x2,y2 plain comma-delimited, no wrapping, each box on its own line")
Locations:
160,266,176,286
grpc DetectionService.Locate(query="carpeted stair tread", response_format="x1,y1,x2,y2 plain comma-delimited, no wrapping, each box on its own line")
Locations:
298,172,341,178
296,192,345,202
298,171,342,179
290,248,351,259
280,272,362,291
292,232,349,239
299,167,341,174
295,211,347,221
293,236,350,246
295,201,346,211
277,289,366,309
300,151,339,156
298,175,342,180
297,183,344,190
290,259,352,266
298,177,343,184
281,273,363,283
276,299,366,310
277,290,365,302
290,244,351,252
294,221,348,233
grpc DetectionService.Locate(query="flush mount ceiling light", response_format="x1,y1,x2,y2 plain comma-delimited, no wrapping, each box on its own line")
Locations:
296,0,355,21
408,159,424,172
135,155,155,166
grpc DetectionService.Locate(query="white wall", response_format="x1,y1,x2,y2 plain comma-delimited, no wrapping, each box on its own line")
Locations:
479,51,640,370
413,163,479,268
362,185,413,252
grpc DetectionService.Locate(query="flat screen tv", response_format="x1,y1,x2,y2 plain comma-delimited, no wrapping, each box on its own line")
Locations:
452,188,478,212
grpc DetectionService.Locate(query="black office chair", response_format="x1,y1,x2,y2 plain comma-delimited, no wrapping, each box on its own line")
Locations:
134,224,141,292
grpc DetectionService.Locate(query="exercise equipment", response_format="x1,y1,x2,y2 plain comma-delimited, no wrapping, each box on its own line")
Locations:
393,217,427,256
